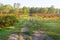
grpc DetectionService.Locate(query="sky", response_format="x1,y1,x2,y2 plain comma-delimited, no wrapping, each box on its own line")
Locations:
0,0,60,8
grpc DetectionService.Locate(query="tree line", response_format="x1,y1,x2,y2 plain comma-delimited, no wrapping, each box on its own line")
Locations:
0,3,60,14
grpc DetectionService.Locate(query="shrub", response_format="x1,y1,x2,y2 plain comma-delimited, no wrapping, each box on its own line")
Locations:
0,16,18,28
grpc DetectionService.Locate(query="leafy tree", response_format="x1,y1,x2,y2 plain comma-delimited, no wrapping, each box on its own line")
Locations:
56,9,60,14
30,7,36,13
0,3,4,14
38,8,44,13
43,8,48,13
13,3,20,13
22,6,29,14
48,5,56,14
55,9,59,14
14,3,20,8
0,3,59,14
59,9,60,14
3,4,12,13
9,8,20,13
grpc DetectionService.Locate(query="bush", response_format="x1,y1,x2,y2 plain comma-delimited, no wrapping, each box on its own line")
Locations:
0,16,18,28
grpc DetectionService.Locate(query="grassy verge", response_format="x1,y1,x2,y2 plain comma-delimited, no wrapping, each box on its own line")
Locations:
36,20,60,40
45,31,60,40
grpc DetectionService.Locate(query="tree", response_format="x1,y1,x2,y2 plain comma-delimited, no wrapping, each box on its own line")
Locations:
38,8,44,13
0,3,4,14
30,7,48,14
22,6,29,14
48,5,56,14
13,3,20,13
30,7,37,13
43,8,48,14
9,8,20,13
55,9,59,14
3,4,12,13
56,9,60,14
14,3,20,8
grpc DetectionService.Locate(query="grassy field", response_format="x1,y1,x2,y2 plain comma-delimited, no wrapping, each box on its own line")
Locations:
18,16,60,40
31,18,60,40
0,14,60,40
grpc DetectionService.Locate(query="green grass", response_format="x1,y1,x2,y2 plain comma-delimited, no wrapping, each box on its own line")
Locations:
36,20,60,40
0,19,29,40
0,17,60,40
45,32,60,40
36,20,60,32
0,28,14,40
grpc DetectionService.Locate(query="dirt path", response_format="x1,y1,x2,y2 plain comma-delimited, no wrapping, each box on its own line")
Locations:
32,31,54,40
8,17,54,40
